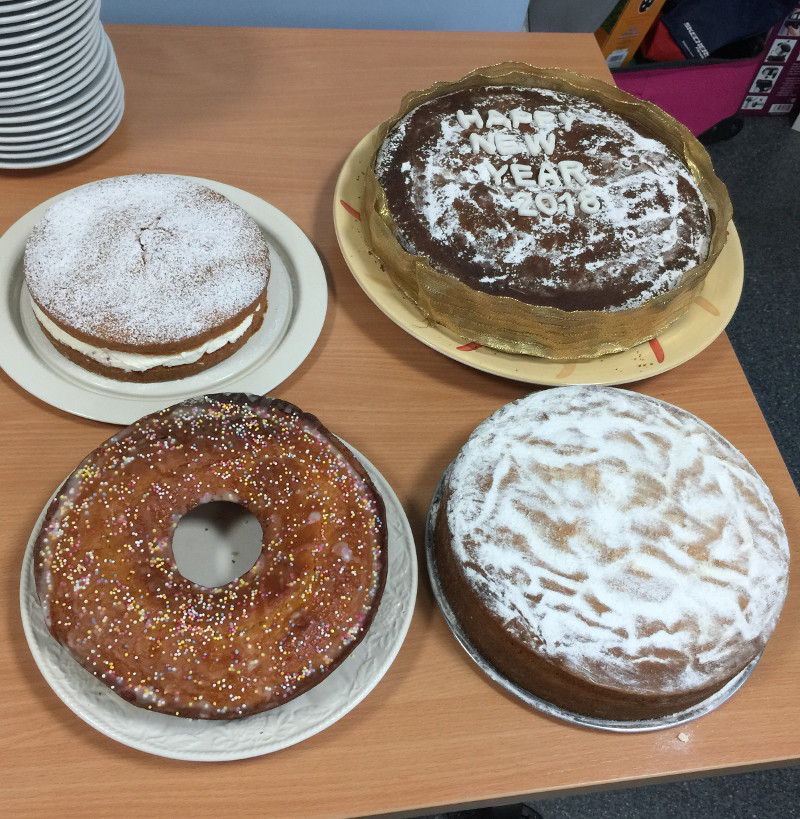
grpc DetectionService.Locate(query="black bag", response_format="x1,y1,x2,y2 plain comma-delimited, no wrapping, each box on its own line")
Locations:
660,0,798,58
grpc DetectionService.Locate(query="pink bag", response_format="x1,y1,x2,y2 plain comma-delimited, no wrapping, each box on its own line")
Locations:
613,56,763,136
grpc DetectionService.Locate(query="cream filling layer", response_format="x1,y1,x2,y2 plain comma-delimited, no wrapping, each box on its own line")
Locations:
31,299,258,372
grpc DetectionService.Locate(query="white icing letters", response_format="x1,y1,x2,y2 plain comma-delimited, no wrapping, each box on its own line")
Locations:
535,192,559,216
558,192,576,216
486,109,512,129
537,161,561,188
510,191,538,216
510,108,533,128
510,163,535,187
557,160,587,187
457,108,484,129
578,188,601,214
451,105,605,219
533,110,556,129
558,112,576,131
488,163,509,185
522,131,556,156
469,132,496,155
495,133,523,156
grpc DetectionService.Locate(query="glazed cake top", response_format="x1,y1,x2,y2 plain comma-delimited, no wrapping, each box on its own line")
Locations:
376,86,712,312
444,386,789,696
34,394,387,719
24,175,270,346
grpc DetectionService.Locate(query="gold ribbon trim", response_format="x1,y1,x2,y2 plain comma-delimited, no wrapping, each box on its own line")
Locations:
362,63,733,360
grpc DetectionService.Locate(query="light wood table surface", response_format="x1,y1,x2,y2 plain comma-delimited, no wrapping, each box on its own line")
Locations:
1,26,797,818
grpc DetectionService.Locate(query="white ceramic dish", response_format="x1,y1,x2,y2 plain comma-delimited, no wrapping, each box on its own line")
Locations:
1,0,74,13
0,23,101,98
0,0,79,25
0,25,105,111
0,71,119,151
0,10,94,79
21,444,417,761
0,31,109,120
0,68,106,133
0,0,92,41
0,177,327,422
0,37,104,131
0,90,122,167
0,0,96,59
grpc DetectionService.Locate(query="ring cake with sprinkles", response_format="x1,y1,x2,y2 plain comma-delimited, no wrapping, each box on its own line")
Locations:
364,64,732,359
33,394,388,720
433,386,789,722
24,174,271,382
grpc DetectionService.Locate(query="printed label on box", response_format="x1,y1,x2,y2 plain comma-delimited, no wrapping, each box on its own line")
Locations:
740,3,800,116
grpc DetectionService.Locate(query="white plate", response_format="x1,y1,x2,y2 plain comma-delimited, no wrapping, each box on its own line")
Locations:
0,0,91,41
0,11,94,79
0,0,75,15
0,87,122,167
0,69,119,150
0,23,105,111
0,48,105,130
0,22,101,98
0,78,120,156
0,0,80,25
0,36,104,131
0,0,96,59
20,444,417,761
0,30,109,119
0,177,327,421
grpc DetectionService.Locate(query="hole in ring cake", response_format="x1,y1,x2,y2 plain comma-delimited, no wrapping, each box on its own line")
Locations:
430,386,789,723
32,394,389,719
363,63,733,360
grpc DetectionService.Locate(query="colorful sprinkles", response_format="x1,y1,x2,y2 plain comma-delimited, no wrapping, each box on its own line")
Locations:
33,394,388,720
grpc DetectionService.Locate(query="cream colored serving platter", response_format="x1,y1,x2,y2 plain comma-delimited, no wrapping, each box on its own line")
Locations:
334,127,744,387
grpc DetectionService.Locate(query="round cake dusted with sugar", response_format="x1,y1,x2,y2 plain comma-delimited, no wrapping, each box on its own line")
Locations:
365,67,732,359
33,394,388,719
434,386,789,722
24,174,271,382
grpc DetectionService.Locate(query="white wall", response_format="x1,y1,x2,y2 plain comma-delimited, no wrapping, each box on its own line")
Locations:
99,0,530,32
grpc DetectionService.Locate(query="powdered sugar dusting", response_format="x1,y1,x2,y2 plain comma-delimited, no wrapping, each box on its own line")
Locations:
24,175,270,345
445,386,789,694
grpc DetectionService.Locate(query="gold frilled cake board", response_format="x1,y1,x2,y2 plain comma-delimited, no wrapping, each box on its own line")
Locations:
359,63,734,361
334,126,743,387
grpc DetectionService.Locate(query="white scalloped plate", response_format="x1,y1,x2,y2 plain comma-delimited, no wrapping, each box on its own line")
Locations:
0,176,327,423
20,444,417,761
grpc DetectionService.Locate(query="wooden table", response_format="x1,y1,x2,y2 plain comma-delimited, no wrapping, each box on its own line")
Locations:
2,26,797,818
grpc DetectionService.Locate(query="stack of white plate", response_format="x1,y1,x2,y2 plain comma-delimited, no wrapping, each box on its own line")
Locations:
0,0,124,168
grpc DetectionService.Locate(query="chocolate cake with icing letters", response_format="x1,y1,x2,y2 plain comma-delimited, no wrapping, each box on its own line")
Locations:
365,65,733,359
433,386,789,722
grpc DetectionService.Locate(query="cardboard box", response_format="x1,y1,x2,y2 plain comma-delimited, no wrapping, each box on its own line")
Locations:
739,3,800,116
595,0,668,69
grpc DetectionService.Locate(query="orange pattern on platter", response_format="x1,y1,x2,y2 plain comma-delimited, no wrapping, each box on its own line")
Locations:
457,341,482,352
694,296,720,316
649,338,665,363
557,363,577,379
340,200,361,220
